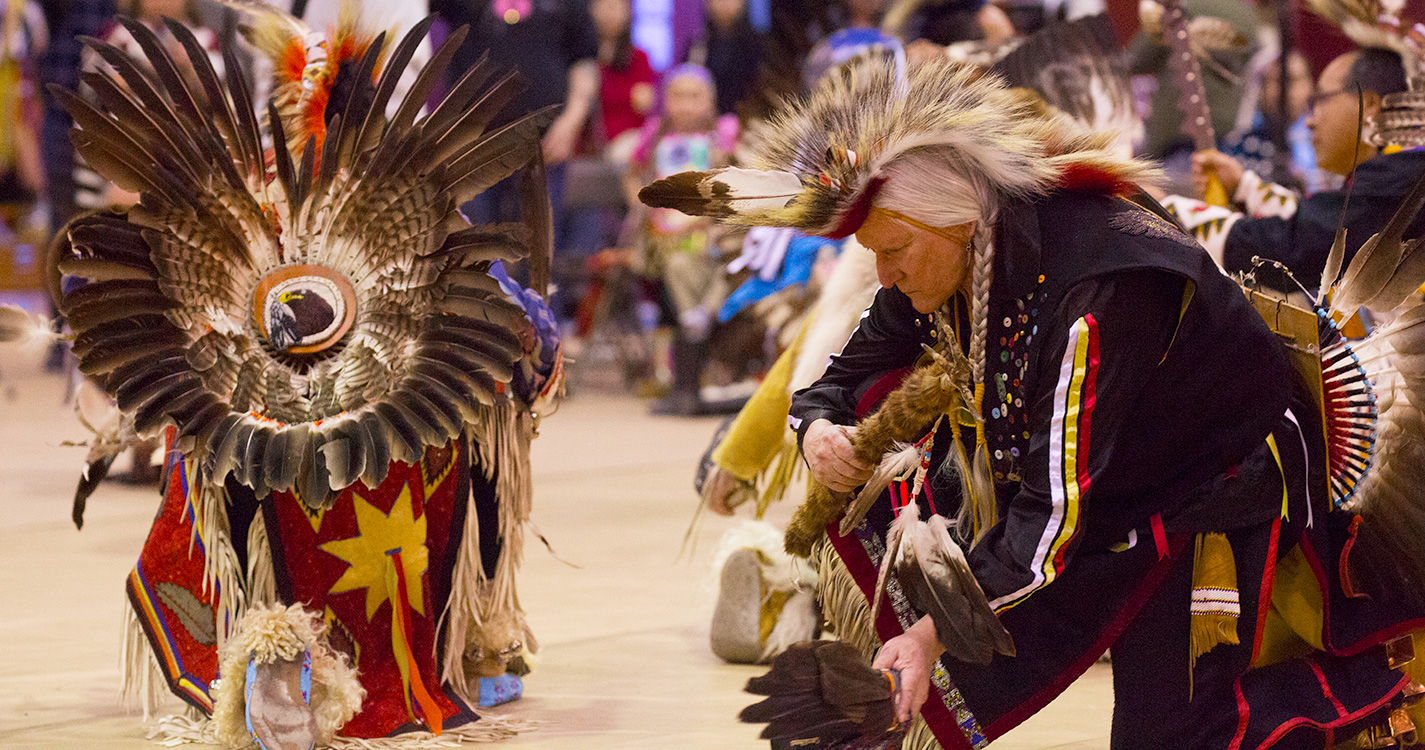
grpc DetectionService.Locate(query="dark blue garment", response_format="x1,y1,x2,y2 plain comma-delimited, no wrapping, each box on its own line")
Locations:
38,0,116,230
1224,149,1425,292
488,260,562,403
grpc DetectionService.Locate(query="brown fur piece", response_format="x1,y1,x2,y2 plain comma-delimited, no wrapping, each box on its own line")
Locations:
784,364,958,556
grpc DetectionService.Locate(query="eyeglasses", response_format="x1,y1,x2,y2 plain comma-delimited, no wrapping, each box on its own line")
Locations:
1307,87,1354,111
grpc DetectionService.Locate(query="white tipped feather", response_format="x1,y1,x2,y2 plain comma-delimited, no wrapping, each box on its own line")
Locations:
842,442,921,536
864,500,1014,664
1331,169,1425,315
897,515,1014,664
712,167,805,213
1320,228,1348,298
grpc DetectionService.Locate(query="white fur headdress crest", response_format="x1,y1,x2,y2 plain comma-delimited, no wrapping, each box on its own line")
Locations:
639,56,1156,238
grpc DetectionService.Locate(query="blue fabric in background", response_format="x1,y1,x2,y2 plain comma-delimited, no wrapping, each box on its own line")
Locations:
717,234,842,323
489,260,562,400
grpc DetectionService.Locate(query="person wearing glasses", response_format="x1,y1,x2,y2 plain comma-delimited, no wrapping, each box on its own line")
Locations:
1165,47,1423,295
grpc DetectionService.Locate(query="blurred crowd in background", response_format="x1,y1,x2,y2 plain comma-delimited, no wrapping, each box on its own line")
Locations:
0,0,1384,417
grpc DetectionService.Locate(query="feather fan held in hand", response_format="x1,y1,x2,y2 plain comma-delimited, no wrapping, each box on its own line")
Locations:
1310,167,1425,609
48,14,555,509
869,501,1014,666
740,640,906,750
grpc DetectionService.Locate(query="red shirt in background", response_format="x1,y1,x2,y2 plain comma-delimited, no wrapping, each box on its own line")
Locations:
600,48,657,142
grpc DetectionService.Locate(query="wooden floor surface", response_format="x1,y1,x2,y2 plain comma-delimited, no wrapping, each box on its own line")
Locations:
0,339,1113,749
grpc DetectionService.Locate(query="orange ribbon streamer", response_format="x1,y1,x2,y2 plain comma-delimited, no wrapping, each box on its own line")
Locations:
386,551,443,736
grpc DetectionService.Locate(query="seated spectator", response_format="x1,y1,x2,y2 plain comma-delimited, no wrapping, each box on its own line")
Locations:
623,65,739,414
555,0,657,325
1163,47,1425,297
592,0,656,154
1221,49,1322,193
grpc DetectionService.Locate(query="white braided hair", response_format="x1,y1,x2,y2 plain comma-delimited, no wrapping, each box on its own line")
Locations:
876,151,1002,542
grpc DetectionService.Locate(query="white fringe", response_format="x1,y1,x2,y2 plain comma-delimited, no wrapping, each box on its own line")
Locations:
189,457,247,653
120,604,170,721
245,511,277,608
146,714,538,748
901,716,941,750
442,403,536,703
810,538,881,660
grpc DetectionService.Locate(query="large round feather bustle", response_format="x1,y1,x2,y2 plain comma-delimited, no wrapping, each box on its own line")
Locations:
52,16,550,508
1320,168,1425,612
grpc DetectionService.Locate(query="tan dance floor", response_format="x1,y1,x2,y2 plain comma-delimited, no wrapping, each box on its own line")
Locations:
0,339,1112,749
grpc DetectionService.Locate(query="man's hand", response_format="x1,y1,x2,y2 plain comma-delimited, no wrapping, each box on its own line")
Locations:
702,467,747,516
1192,149,1245,200
872,617,944,724
803,419,873,493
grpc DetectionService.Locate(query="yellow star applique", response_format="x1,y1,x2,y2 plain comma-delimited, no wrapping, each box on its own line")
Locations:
319,484,429,621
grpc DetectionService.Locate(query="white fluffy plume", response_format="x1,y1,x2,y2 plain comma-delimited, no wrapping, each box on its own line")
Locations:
844,442,921,536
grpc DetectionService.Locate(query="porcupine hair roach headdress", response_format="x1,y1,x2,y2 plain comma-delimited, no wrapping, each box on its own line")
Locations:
641,55,1156,547
1304,0,1425,147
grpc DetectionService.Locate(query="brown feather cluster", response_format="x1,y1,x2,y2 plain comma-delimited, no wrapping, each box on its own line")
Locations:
785,363,959,556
